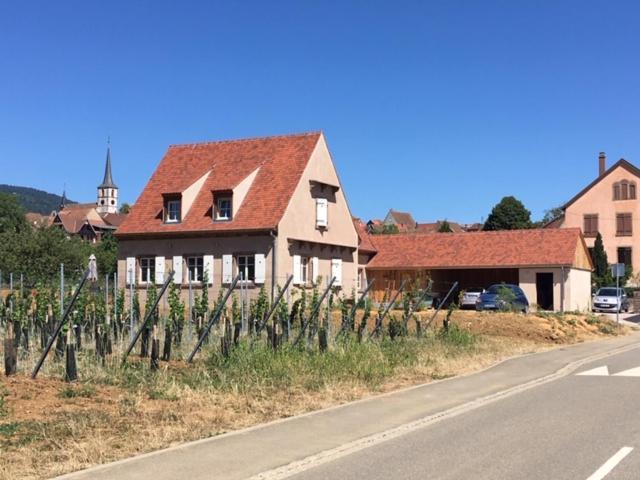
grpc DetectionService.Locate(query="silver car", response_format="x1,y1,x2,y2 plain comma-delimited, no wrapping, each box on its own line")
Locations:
460,287,484,309
592,287,630,313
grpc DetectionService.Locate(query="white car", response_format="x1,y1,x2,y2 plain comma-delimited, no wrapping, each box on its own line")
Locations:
592,287,630,313
460,287,484,309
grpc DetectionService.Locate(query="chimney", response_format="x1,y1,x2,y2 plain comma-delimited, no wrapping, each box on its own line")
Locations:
599,152,606,176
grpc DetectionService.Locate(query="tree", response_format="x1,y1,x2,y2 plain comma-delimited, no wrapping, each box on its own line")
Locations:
483,196,533,231
591,233,612,287
0,192,27,234
96,233,118,276
119,203,131,214
437,220,453,233
541,206,564,225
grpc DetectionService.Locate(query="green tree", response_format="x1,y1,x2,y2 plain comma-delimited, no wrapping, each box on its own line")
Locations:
541,206,564,225
483,196,533,231
437,220,453,233
119,203,132,214
0,192,27,234
95,233,118,276
592,233,612,287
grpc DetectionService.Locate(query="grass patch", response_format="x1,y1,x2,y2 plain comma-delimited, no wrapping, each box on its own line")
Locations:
0,422,19,436
59,384,97,399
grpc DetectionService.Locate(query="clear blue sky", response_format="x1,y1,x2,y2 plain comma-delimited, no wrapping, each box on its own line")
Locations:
1,1,639,224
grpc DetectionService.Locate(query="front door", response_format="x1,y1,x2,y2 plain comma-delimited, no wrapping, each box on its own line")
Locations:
536,273,554,310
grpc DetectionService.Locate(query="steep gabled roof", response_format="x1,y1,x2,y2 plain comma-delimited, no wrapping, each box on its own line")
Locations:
563,159,640,210
353,217,377,253
366,228,591,270
116,132,322,237
386,209,416,228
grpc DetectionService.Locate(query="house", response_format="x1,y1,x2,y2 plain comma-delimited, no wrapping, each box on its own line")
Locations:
383,209,417,232
415,221,465,233
365,228,593,311
115,132,359,304
550,152,640,279
52,146,126,242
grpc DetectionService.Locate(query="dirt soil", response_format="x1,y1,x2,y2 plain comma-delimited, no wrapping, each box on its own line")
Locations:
0,311,630,480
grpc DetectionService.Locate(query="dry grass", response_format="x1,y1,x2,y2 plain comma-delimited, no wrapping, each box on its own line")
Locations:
0,310,628,480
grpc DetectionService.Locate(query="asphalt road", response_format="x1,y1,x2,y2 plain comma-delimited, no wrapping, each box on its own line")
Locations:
290,347,640,480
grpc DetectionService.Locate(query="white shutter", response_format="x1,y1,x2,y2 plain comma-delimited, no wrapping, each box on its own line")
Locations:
155,256,165,284
311,256,319,285
331,258,342,287
203,255,214,286
254,254,266,284
172,256,183,284
316,198,328,228
293,255,302,285
222,254,233,284
126,257,136,285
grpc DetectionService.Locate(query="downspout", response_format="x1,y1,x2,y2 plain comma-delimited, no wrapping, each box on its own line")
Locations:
560,266,565,313
270,230,277,303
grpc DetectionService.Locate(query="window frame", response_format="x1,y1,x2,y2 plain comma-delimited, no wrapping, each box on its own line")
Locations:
236,254,255,282
616,212,633,237
617,246,633,270
139,257,155,284
215,196,233,221
583,213,598,237
186,255,204,283
165,199,181,223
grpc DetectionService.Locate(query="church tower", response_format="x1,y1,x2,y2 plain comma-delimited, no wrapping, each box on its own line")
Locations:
96,143,118,215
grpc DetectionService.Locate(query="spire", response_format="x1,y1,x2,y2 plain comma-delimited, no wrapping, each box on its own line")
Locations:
59,186,67,211
99,140,117,188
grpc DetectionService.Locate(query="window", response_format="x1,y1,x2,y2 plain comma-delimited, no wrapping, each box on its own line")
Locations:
187,256,203,283
165,199,181,223
237,255,255,281
140,257,155,284
216,196,232,221
616,213,633,236
583,214,598,237
316,198,328,228
613,180,637,200
618,247,633,270
357,268,364,291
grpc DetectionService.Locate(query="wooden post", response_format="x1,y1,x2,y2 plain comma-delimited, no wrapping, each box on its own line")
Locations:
4,321,17,376
150,325,159,371
65,327,77,382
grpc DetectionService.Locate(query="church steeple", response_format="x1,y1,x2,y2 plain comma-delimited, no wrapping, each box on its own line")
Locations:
97,140,119,215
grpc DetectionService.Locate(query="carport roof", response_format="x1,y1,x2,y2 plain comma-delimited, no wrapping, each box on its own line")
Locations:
366,228,591,270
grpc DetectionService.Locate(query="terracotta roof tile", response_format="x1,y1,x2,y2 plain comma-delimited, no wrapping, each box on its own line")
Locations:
353,217,377,253
367,228,588,269
117,132,322,236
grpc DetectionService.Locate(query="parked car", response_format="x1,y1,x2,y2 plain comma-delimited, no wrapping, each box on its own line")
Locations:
592,287,630,313
460,287,484,309
476,284,529,313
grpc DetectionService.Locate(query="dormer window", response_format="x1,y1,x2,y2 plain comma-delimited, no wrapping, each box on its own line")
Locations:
164,196,181,223
213,192,233,221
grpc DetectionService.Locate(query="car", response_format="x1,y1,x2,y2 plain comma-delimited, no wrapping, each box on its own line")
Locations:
460,287,484,309
592,287,630,313
476,284,529,313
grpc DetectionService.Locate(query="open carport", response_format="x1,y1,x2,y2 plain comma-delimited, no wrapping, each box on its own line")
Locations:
365,228,593,312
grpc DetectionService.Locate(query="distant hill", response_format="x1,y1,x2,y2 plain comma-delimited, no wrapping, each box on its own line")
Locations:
0,184,76,215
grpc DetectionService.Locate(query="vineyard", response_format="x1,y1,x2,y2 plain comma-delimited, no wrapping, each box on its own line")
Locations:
0,260,627,479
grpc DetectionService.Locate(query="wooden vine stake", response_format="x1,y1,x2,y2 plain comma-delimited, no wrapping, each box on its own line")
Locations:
65,326,77,382
150,325,159,371
4,321,17,376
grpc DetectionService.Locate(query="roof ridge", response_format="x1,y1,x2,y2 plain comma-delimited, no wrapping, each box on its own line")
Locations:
371,228,580,238
167,131,322,149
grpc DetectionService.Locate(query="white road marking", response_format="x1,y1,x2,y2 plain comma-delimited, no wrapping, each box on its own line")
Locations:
577,366,610,376
613,366,640,377
586,446,633,480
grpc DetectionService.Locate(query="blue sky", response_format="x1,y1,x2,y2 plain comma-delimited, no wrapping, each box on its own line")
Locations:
1,1,639,223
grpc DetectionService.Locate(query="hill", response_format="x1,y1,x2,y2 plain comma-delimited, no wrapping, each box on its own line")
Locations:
0,184,76,215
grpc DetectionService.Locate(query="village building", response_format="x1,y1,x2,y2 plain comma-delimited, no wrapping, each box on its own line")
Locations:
364,228,593,311
547,153,640,281
52,146,126,242
115,132,359,304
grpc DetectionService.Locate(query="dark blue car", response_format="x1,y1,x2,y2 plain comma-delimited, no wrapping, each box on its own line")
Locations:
475,284,529,313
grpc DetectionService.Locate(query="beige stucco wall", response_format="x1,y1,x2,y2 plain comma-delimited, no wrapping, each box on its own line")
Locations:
117,235,274,313
277,134,359,294
563,165,640,278
519,267,591,312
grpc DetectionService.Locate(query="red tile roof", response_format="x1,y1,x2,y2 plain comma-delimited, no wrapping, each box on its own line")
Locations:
116,132,322,237
366,228,590,270
415,221,464,233
353,217,377,253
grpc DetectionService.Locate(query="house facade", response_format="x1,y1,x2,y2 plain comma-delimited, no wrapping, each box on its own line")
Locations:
551,153,640,279
115,132,359,305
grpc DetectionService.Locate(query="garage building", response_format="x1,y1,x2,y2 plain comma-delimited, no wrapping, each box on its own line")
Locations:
365,228,593,312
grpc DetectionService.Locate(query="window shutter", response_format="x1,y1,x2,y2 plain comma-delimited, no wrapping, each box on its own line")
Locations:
126,257,136,285
293,255,302,285
155,256,165,284
172,256,183,284
254,254,266,284
331,258,342,286
222,254,233,284
203,255,214,286
316,198,328,228
311,257,319,284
